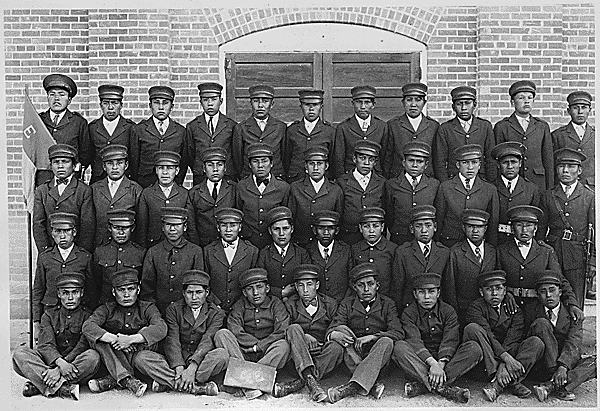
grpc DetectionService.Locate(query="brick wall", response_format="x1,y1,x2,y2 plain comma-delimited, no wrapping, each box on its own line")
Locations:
3,5,595,318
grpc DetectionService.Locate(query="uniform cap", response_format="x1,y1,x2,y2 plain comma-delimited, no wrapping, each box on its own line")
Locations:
490,142,524,161
246,142,273,159
160,207,188,224
43,74,77,98
354,140,381,157
507,205,543,223
49,212,77,229
248,85,275,99
410,205,437,222
98,84,124,100
182,270,211,287
536,270,562,287
304,146,329,162
267,206,293,227
454,144,483,161
403,141,431,158
451,86,477,101
351,85,376,100
554,148,587,165
111,268,139,287
48,144,78,161
148,85,175,101
312,210,340,226
100,144,128,162
299,89,324,103
413,272,442,288
461,208,490,225
197,82,223,97
349,262,379,283
293,264,320,281
478,270,506,287
402,82,428,97
509,80,536,98
359,207,385,223
240,268,269,288
215,207,244,223
202,147,227,163
56,272,85,289
567,91,592,106
107,209,136,227
154,150,181,166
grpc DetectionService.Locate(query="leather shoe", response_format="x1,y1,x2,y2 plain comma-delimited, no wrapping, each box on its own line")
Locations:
404,381,428,398
57,383,79,401
507,381,531,398
556,387,576,401
151,380,169,393
305,374,327,402
483,380,503,402
369,382,385,399
88,375,117,393
123,377,147,397
22,381,41,397
190,381,219,396
532,381,553,402
327,382,358,403
273,378,304,398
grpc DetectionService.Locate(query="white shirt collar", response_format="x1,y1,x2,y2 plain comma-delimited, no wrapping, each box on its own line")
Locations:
458,173,473,189
355,114,371,128
160,183,174,197
253,173,272,188
207,179,221,192
501,175,518,190
274,243,290,256
515,114,530,128
50,110,66,124
352,169,371,183
303,117,319,133
222,238,239,249
407,113,423,131
318,240,335,256
58,244,74,260
515,237,531,248
254,116,269,126
204,112,220,126
310,177,325,193
560,181,577,194
418,240,432,254
457,117,472,129
191,306,202,319
153,116,170,131
405,173,422,186
467,238,484,258
103,115,120,134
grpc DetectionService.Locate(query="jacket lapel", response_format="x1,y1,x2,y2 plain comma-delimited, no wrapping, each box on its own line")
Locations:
229,240,248,268
56,178,77,205
145,117,161,138
213,243,230,267
111,178,132,204
162,120,178,139
412,241,427,267
463,241,481,267
183,305,196,327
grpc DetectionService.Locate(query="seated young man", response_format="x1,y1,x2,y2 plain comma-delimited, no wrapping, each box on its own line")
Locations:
83,269,167,397
13,272,100,400
394,272,482,403
526,271,597,402
463,270,544,402
325,263,404,403
214,268,290,400
273,264,343,402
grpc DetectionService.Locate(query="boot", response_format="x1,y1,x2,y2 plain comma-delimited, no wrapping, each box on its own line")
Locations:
369,382,385,399
273,378,305,398
482,379,503,402
57,383,79,401
556,386,576,401
305,374,327,402
506,381,531,398
404,381,428,398
151,380,169,393
22,381,41,397
88,375,118,393
190,381,219,396
327,382,359,403
532,381,554,402
437,384,470,403
122,376,148,397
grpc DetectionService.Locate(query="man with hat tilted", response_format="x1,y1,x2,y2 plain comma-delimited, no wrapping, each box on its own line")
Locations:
189,147,237,247
383,141,440,246
288,146,343,247
434,86,497,182
186,82,238,184
283,89,335,182
37,74,92,186
326,263,403,403
130,85,190,188
540,148,595,307
385,82,439,179
434,143,499,248
88,84,136,184
90,144,143,247
93,209,146,305
336,140,386,245
494,80,554,190
203,207,259,312
83,269,166,397
13,272,100,400
331,85,388,179
233,85,287,179
33,143,95,253
235,142,291,250
491,141,541,245
214,268,291,400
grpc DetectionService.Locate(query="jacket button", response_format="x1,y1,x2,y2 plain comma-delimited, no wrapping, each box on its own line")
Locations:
466,196,470,200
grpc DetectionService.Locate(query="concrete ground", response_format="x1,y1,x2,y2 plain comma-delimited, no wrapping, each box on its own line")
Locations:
7,300,598,410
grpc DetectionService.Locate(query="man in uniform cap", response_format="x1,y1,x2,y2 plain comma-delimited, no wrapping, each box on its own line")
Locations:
284,89,335,182
83,269,166,397
463,270,544,402
130,85,190,188
93,209,146,305
326,263,403,403
37,74,92,186
91,144,143,247
233,85,287,179
235,143,291,250
88,84,136,184
526,271,597,402
494,80,554,190
306,210,353,302
385,82,439,179
434,86,497,182
189,147,237,247
13,272,100,400
214,268,291,400
394,272,480,403
540,148,595,307
288,146,343,246
257,206,310,299
384,141,440,246
336,140,386,245
392,205,449,312
273,264,342,402
331,85,389,179
186,82,238,184
203,207,259,312
434,143,499,247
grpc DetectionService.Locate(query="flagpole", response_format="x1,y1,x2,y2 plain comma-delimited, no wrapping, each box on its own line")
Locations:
27,211,34,348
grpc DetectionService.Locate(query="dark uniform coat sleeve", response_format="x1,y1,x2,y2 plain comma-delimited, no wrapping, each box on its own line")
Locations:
306,240,353,303
257,244,311,298
552,122,595,187
88,116,136,182
283,119,335,181
37,305,92,365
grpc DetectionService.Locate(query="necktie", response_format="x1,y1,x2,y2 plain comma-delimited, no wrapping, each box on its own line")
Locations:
423,244,430,260
323,247,330,263
507,181,511,193
211,183,218,201
520,117,529,132
280,248,285,258
257,177,269,187
208,116,215,135
158,121,165,135
362,120,369,133
546,309,553,323
462,121,469,133
564,185,572,198
465,178,471,191
53,113,60,126
475,246,482,263
496,306,502,317
109,180,117,197
412,177,418,190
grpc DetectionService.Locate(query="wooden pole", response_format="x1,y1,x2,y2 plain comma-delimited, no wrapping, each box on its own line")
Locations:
27,212,34,348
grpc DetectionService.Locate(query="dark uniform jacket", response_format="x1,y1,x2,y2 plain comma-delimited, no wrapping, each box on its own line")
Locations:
93,240,146,305
83,300,167,351
185,113,238,183
385,114,439,178
383,174,440,245
33,177,96,253
38,305,93,365
283,119,335,181
257,243,311,299
285,293,338,343
227,295,290,353
434,116,497,182
401,300,459,362
552,122,595,187
39,109,93,169
493,176,541,245
91,176,143,247
434,175,500,246
233,116,287,179
164,299,226,368
32,245,93,322
336,171,385,237
351,237,397,298
130,117,190,186
203,239,259,311
392,240,450,311
331,115,388,179
189,178,236,247
306,239,353,303
494,113,554,190
140,238,205,314
288,177,344,245
88,115,136,183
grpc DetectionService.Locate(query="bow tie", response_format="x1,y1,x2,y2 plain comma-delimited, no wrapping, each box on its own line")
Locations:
517,241,531,248
305,299,318,307
223,242,236,249
56,177,69,186
257,177,270,187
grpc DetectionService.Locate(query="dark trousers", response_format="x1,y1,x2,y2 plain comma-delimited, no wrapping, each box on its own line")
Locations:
563,267,586,309
214,329,289,370
286,324,344,380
